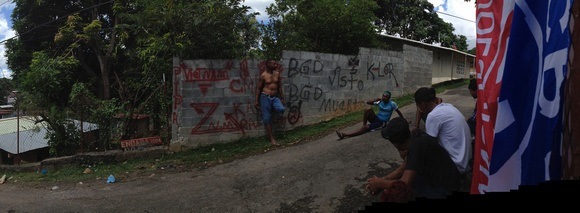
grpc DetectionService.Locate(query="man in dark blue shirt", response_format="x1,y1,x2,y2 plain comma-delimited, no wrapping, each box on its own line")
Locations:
366,117,463,202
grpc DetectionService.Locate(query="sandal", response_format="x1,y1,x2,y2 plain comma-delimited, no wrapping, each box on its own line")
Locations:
336,130,345,140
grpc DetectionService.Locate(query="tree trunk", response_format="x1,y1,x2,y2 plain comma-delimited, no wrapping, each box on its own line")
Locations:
97,54,111,100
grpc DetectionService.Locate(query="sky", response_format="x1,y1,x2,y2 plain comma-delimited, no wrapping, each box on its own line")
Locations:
0,1,15,79
429,0,476,48
0,0,475,79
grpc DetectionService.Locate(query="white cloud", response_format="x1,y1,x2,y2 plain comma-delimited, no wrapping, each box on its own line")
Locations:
243,0,275,23
429,0,476,49
0,2,15,79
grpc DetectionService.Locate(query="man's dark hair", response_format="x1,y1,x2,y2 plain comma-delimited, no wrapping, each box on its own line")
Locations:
468,78,477,91
414,87,436,103
381,117,410,145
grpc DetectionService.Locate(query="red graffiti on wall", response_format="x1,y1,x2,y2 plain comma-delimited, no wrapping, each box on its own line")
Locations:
183,61,232,82
229,79,255,94
224,113,244,135
240,59,250,78
190,101,261,135
232,102,246,117
176,61,236,96
199,83,212,95
173,64,183,76
189,102,238,135
190,102,219,134
172,66,182,125
173,81,182,110
229,59,256,94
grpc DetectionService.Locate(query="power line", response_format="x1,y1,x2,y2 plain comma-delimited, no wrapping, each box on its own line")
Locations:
0,0,11,7
435,11,475,23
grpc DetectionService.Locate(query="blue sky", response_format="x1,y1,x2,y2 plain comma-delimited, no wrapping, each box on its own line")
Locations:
0,0,475,79
0,1,15,79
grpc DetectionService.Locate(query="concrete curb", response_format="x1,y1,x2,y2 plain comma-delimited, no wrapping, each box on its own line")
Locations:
0,146,169,173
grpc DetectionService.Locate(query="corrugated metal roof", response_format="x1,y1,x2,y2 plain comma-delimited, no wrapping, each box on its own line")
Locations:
0,116,40,135
0,116,99,154
0,127,48,154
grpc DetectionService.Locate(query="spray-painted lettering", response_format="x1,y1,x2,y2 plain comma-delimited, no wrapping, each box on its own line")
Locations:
288,84,324,102
287,100,303,125
229,78,255,94
184,61,233,82
329,67,364,90
384,63,399,87
288,58,324,78
190,102,261,135
319,98,364,112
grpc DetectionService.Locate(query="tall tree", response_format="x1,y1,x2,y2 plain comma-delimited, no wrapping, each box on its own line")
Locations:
6,0,73,86
121,0,260,60
117,0,260,141
261,0,381,59
0,78,13,105
467,47,476,55
8,0,119,100
6,0,260,156
438,32,469,51
373,0,467,50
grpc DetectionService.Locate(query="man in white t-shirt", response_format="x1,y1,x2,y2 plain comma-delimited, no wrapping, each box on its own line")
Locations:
414,87,472,174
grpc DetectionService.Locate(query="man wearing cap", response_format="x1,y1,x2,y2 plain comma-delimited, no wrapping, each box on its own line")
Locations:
366,117,463,202
336,90,404,140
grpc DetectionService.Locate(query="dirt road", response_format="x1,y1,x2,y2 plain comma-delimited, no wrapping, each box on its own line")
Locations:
0,86,475,212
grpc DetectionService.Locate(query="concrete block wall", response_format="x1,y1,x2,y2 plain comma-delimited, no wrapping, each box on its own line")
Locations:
172,58,264,147
171,46,432,148
403,45,433,92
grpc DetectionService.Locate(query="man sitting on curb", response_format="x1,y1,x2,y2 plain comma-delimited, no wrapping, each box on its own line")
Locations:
366,117,463,202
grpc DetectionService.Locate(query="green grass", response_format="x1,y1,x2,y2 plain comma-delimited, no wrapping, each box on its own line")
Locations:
2,79,470,184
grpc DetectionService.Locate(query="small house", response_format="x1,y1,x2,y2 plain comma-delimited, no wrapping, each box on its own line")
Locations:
0,116,99,165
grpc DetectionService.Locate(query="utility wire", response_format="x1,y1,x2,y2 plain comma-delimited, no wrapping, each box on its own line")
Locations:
435,10,475,23
0,0,11,7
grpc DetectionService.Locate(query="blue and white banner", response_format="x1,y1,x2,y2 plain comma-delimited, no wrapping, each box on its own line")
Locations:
481,0,572,192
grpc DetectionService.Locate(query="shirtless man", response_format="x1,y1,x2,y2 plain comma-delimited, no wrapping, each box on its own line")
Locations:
255,59,286,146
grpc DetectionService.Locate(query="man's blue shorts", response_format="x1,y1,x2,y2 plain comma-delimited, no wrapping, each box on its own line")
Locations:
260,93,286,125
368,116,385,130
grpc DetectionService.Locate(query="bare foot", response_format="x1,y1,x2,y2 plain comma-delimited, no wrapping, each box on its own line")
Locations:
270,141,280,146
336,130,345,140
